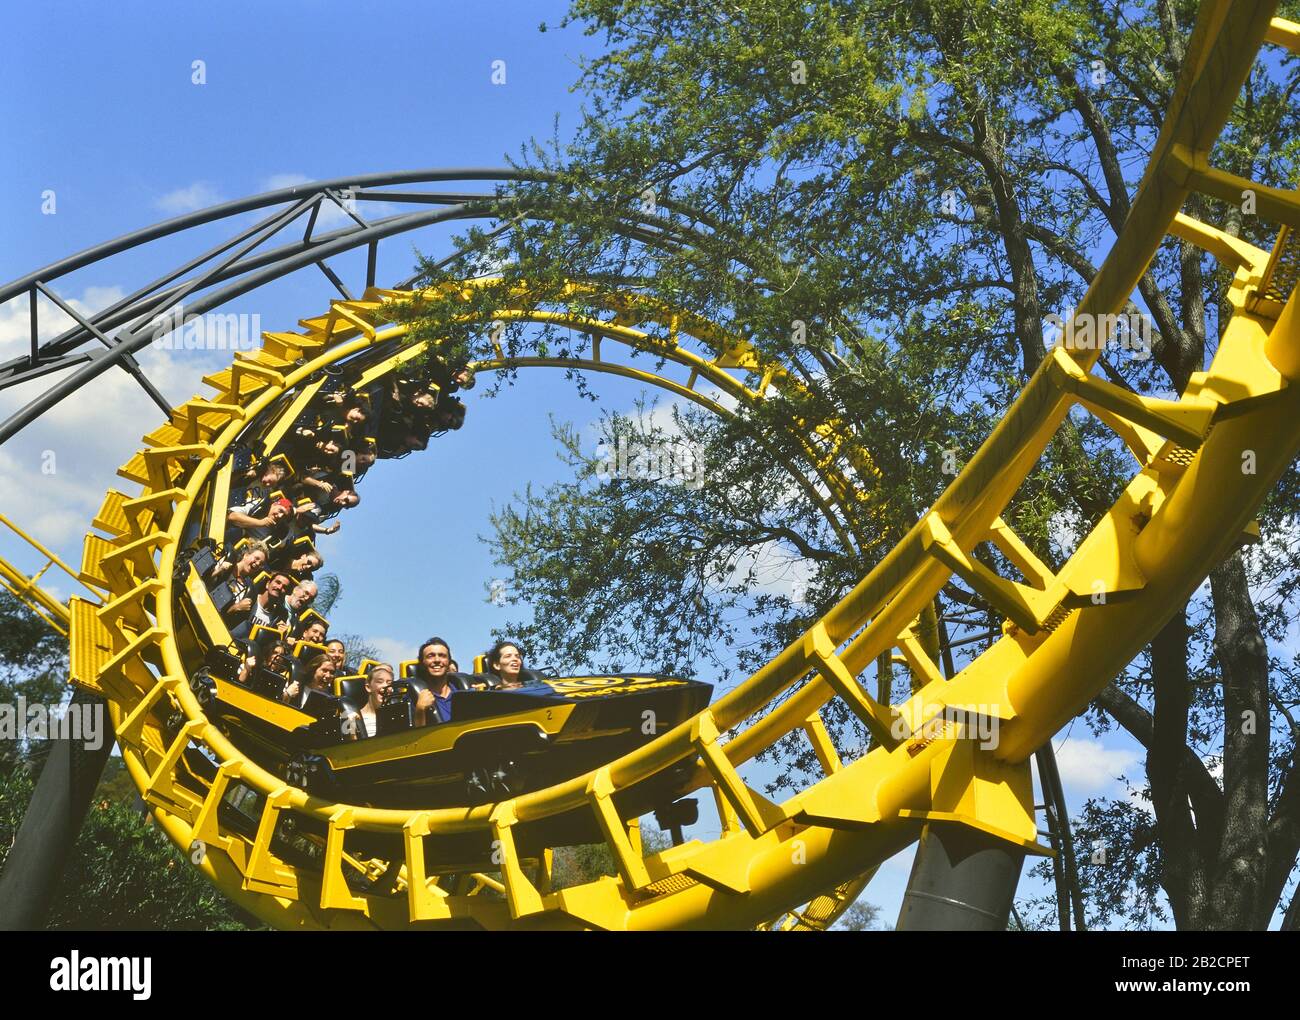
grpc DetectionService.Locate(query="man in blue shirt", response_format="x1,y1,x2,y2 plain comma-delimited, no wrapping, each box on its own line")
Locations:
414,637,455,725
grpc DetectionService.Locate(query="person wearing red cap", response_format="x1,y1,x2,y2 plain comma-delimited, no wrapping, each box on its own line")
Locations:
228,494,293,532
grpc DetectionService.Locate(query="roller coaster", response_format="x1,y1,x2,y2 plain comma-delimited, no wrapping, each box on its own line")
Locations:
1,1,1299,931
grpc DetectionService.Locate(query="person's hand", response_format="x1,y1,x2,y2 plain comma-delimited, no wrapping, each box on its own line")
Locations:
415,689,434,711
319,522,340,535
229,597,252,614
284,680,301,702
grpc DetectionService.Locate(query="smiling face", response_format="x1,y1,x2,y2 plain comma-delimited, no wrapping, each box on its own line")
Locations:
265,644,289,673
268,503,290,524
326,641,346,670
421,643,450,678
291,552,320,573
265,573,293,599
311,659,335,691
366,668,393,703
239,548,267,576
300,621,326,644
288,581,316,610
493,644,522,681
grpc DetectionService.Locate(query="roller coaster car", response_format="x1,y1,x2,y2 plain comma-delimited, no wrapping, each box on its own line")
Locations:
194,648,712,827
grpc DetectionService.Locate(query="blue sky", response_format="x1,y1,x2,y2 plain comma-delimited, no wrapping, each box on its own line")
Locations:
0,0,1187,928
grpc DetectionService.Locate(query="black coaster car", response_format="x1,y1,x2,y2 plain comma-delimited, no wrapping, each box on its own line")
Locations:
196,650,712,853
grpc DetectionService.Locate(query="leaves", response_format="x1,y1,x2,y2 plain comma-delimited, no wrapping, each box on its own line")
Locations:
381,0,1300,929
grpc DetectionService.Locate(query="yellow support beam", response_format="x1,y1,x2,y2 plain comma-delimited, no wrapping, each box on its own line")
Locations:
587,767,652,891
38,3,1300,929
489,801,544,919
320,809,369,913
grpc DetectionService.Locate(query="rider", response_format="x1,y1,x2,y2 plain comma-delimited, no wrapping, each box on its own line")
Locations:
485,640,527,689
325,638,347,674
413,637,456,724
346,662,394,740
239,636,292,686
283,652,335,708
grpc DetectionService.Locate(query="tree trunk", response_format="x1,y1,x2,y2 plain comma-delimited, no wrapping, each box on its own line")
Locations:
1146,604,1211,926
1204,551,1271,929
969,110,1046,377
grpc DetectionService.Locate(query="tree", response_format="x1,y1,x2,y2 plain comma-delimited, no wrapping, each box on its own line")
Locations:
549,827,672,890
331,632,387,672
0,588,68,771
314,573,343,616
833,899,887,931
390,0,1300,929
0,588,253,929
0,765,253,930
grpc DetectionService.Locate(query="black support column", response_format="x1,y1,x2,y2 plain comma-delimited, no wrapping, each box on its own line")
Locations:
0,691,113,930
895,822,1025,931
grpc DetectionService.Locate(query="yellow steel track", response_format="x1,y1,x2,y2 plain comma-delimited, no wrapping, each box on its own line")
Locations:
8,1,1300,929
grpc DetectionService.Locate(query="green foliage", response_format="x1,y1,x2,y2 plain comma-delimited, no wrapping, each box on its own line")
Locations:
0,760,253,931
832,899,888,931
331,632,388,672
0,588,253,930
94,754,144,805
314,572,343,616
379,0,1300,930
549,841,620,890
0,588,68,770
550,827,672,890
1018,788,1168,930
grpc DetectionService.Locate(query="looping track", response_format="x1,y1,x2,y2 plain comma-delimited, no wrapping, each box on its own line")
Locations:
5,1,1300,930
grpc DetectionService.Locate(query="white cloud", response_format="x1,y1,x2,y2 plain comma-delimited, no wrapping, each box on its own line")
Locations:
155,182,223,215
0,286,235,554
0,285,127,355
637,386,735,431
0,445,100,549
1048,507,1084,559
1049,735,1141,795
366,636,417,668
581,386,741,461
711,538,818,606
